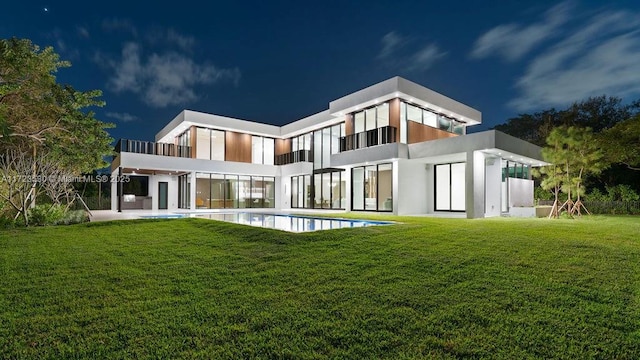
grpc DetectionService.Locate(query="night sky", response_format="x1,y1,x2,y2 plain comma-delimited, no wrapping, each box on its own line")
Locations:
2,0,640,142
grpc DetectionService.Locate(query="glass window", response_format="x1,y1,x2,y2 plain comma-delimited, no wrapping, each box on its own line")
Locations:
225,175,238,208
377,164,393,211
196,128,211,159
314,174,322,208
292,137,299,152
302,133,311,150
322,173,331,209
304,175,312,208
264,177,275,208
352,167,364,210
423,110,437,128
354,112,365,133
210,174,225,209
451,163,466,211
435,164,451,211
251,177,264,208
377,103,389,128
322,127,331,168
263,138,274,165
313,130,322,169
331,124,341,154
238,175,251,208
252,136,263,164
365,108,376,131
211,130,225,161
452,122,464,135
407,104,422,123
298,176,305,208
196,173,211,208
365,166,377,210
331,172,342,209
438,116,452,131
291,177,299,208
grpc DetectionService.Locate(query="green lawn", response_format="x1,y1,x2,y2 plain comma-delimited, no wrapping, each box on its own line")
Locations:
1,215,640,359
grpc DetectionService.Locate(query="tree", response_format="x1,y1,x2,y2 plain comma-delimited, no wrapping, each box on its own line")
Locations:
0,38,114,223
599,114,640,171
535,126,606,218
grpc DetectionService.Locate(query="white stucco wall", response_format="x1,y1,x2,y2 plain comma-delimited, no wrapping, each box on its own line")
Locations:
484,157,502,217
149,174,179,211
396,159,429,215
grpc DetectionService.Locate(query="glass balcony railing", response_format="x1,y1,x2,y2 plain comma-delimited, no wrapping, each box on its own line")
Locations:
115,139,192,158
339,126,397,152
275,149,312,165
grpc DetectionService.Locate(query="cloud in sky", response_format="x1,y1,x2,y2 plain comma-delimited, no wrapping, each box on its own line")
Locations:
470,2,640,111
470,2,571,62
102,42,241,107
106,112,138,122
377,31,446,72
102,18,138,37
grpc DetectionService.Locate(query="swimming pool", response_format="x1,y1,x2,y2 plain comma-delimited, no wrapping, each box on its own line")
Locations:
193,212,392,232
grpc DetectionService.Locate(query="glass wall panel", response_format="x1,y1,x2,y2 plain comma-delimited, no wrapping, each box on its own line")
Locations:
313,174,321,208
352,167,364,210
252,136,263,164
451,163,466,211
313,130,322,169
265,177,275,208
291,177,298,208
210,174,225,209
331,173,342,209
292,137,299,152
423,110,437,128
251,177,263,208
322,173,331,209
304,175,312,208
407,104,422,123
195,173,211,208
438,116,452,131
340,175,346,209
322,127,331,168
435,164,451,210
377,164,393,211
225,175,238,208
196,128,211,159
365,166,377,210
331,124,341,154
302,133,311,150
263,138,274,165
211,130,225,161
298,176,304,208
365,108,376,131
238,175,251,208
354,112,365,133
178,174,190,209
377,103,389,127
453,122,464,135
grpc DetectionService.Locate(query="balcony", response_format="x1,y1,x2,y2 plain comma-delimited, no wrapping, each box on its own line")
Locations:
275,149,312,165
339,126,397,152
115,139,191,158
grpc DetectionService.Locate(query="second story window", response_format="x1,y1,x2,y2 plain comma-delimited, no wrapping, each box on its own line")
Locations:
353,102,389,133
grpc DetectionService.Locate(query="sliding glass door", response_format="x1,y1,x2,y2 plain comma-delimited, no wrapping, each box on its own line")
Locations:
435,163,466,211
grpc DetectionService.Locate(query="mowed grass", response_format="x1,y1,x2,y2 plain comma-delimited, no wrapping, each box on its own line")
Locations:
1,216,640,359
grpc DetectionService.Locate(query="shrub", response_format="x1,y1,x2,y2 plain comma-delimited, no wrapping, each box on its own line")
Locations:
57,210,90,225
28,204,66,226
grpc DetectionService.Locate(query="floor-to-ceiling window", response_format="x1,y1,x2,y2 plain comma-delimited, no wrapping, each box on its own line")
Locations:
178,174,190,209
351,163,393,212
195,128,226,160
194,173,274,209
435,163,466,211
291,171,344,209
400,101,465,139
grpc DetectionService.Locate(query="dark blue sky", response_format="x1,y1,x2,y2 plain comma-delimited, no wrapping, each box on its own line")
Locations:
2,1,640,141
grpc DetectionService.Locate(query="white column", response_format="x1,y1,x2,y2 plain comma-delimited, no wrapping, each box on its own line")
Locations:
189,171,197,211
465,150,486,219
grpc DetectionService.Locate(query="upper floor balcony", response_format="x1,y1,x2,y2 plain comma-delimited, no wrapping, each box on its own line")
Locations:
339,126,398,152
274,149,312,165
115,139,192,158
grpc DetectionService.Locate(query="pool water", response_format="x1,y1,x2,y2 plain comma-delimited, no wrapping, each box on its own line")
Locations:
193,212,392,232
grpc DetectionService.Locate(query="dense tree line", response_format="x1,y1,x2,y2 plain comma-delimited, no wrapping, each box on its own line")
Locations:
493,96,640,204
0,38,113,225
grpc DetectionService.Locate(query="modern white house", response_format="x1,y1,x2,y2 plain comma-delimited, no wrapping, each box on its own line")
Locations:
111,76,546,218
